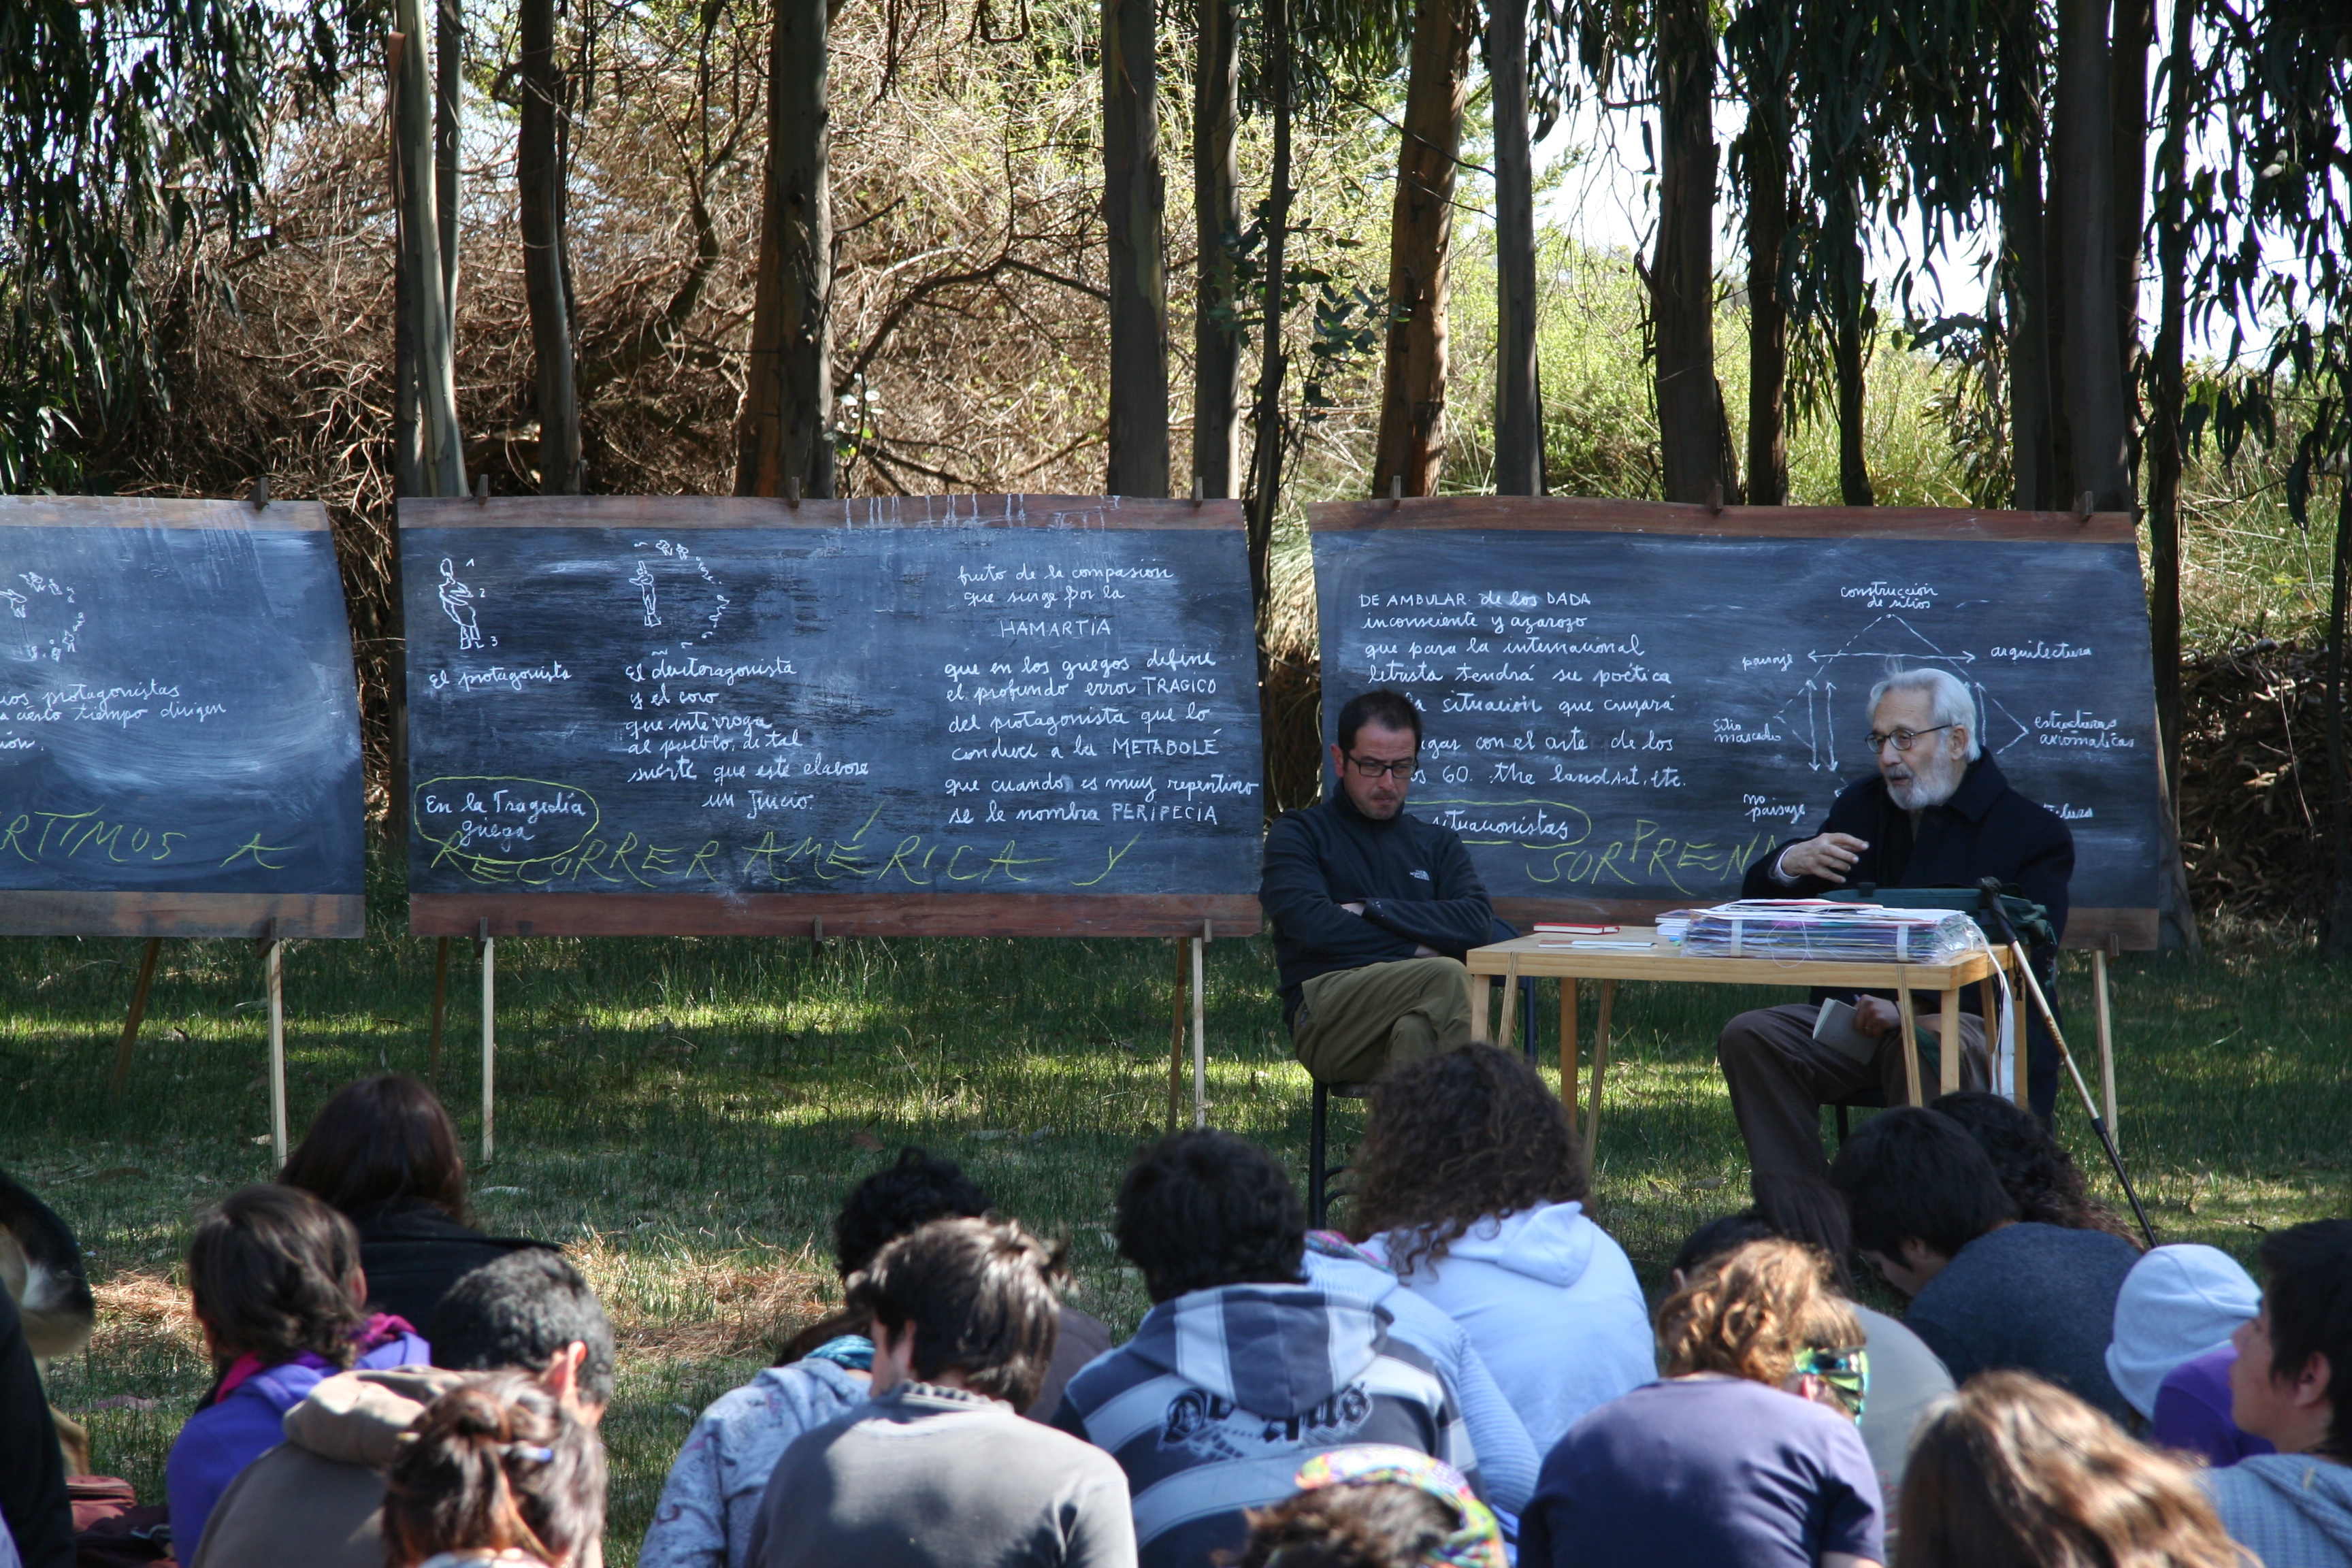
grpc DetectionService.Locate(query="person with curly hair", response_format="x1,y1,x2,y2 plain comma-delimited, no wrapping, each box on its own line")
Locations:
1929,1090,2140,1245
382,1372,605,1568
1055,1132,1475,1568
1348,1045,1652,1454
1520,1239,1884,1568
165,1184,431,1564
1899,1371,2245,1568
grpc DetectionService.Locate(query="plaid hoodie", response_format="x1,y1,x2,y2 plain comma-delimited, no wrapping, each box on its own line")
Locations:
1054,1284,1477,1568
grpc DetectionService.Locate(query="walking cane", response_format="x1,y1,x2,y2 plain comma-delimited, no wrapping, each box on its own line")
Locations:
1976,879,2156,1247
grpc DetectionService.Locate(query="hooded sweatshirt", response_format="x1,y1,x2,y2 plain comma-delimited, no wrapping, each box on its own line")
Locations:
1298,1235,1537,1516
2107,1244,2262,1422
165,1324,430,1566
1366,1202,1655,1456
191,1365,605,1568
188,1365,467,1568
639,1354,872,1568
1052,1284,1476,1568
2204,1454,2352,1568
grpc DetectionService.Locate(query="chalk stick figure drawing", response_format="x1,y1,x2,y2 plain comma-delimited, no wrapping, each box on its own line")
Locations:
632,561,662,627
0,590,24,619
438,559,483,650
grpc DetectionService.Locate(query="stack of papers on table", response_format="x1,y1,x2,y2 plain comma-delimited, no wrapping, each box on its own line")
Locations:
1654,909,1705,947
1680,900,1980,964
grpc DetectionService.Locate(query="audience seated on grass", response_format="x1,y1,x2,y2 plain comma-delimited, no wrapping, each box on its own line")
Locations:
1055,1130,1476,1568
166,1183,431,1564
382,1371,606,1568
1520,1237,1882,1568
1347,1044,1652,1455
745,1216,1133,1568
1669,1202,1951,1535
1930,1090,2143,1245
0,1276,69,1568
640,1145,1111,1568
1233,1448,1506,1568
1298,1232,1538,1518
192,1248,616,1568
2202,1219,2352,1567
2106,1243,2270,1466
281,1076,556,1332
1829,1106,2140,1421
1897,1371,2244,1568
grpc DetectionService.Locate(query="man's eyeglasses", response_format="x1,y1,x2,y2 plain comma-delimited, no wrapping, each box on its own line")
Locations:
1797,1346,1869,1419
1864,723,1955,755
1345,753,1419,780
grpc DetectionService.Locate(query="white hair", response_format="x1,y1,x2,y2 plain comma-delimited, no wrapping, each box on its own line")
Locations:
1867,667,1980,760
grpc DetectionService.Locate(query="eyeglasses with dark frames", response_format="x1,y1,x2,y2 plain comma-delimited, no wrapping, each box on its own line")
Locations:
1344,753,1419,779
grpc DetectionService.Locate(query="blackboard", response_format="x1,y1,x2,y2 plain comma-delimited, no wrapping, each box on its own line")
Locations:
399,495,1264,936
1309,498,2161,949
0,497,365,937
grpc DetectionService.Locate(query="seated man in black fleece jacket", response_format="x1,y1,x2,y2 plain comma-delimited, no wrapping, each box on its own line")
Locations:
1259,688,1493,1084
1718,667,2074,1220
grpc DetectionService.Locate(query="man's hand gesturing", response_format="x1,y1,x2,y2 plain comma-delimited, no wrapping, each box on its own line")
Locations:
1779,832,1870,885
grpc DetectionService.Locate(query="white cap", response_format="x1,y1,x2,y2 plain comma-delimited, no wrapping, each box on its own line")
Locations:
2106,1243,2261,1420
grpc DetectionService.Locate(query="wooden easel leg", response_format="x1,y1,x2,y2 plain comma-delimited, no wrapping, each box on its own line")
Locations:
1939,985,1963,1095
427,936,451,1088
1561,978,1580,1128
112,938,163,1094
480,930,496,1164
1190,932,1208,1128
1896,965,1923,1107
1166,940,1187,1132
266,936,289,1165
2094,947,2118,1137
1584,979,1614,1152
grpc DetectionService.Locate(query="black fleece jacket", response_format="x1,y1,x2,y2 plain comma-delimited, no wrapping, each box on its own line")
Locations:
1259,785,1493,1028
1742,751,2075,1114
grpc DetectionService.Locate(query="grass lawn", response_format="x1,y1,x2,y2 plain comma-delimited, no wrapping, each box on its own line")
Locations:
5,858,2348,1562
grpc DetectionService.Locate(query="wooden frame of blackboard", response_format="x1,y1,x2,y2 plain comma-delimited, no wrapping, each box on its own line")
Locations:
399,494,1262,941
0,497,365,941
1306,496,2158,953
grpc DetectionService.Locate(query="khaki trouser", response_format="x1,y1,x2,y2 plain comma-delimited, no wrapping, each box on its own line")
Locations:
1291,957,1474,1085
1716,1002,1989,1184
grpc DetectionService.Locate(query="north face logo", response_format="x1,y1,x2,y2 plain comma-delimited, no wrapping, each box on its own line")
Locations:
1409,869,1431,881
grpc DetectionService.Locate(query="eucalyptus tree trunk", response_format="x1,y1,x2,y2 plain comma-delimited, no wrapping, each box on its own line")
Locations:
2053,0,2129,511
436,0,461,335
735,0,835,499
1999,2,2057,510
1488,0,1541,496
1653,0,1723,504
1371,0,1473,497
391,4,464,497
2110,0,2151,419
1192,0,1241,497
1104,0,1169,497
519,0,582,493
1827,198,1873,506
1244,0,1292,813
1740,116,1789,506
2147,0,2191,807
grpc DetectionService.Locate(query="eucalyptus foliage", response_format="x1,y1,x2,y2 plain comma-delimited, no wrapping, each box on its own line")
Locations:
0,0,380,491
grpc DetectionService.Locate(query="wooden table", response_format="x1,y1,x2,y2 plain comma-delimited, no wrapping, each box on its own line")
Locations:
1465,929,2021,1154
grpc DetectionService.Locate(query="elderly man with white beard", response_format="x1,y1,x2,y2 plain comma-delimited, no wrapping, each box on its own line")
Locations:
1716,668,2075,1230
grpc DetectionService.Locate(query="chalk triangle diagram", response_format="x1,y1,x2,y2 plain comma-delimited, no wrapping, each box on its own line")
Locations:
1763,615,2004,772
